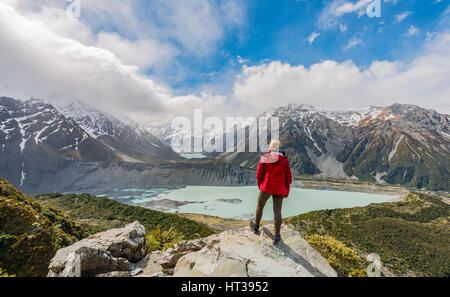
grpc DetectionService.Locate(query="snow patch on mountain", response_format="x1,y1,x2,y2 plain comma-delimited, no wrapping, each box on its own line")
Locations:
389,135,404,162
55,101,127,139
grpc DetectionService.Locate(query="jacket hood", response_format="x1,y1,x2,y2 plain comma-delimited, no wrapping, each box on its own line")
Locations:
261,151,284,164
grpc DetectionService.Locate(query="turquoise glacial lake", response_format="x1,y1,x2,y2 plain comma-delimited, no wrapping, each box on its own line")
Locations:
112,186,396,221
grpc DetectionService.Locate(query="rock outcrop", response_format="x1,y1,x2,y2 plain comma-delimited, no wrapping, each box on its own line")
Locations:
48,222,337,277
48,222,146,277
173,225,337,277
158,238,208,275
133,225,337,277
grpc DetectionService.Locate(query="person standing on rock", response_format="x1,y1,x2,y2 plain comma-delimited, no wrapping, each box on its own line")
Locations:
250,139,292,245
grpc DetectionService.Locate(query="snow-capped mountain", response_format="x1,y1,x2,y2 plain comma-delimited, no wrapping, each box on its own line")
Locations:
336,104,449,190
0,97,119,188
0,97,185,191
0,97,118,161
55,101,182,163
154,103,450,191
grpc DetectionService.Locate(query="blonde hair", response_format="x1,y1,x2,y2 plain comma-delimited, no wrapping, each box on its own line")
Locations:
269,139,280,152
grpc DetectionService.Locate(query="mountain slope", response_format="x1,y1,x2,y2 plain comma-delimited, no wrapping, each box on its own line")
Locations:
33,192,214,239
56,101,182,163
0,178,89,277
337,104,450,190
288,192,450,276
0,97,120,189
202,103,449,191
0,97,187,192
0,177,214,276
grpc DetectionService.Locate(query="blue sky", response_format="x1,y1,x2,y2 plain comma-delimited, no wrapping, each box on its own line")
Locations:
147,0,449,94
1,0,449,124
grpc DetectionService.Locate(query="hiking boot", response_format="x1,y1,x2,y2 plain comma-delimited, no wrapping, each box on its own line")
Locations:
273,234,281,245
250,222,259,234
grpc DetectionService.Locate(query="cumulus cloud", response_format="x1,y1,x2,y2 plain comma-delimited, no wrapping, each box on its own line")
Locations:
1,0,449,133
145,0,246,56
232,33,450,114
95,32,178,70
0,2,233,125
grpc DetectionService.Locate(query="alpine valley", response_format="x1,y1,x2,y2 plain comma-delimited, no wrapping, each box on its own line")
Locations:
155,103,450,191
1,97,449,192
0,97,254,194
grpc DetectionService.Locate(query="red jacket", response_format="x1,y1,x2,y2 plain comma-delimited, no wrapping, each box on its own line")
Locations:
256,151,293,197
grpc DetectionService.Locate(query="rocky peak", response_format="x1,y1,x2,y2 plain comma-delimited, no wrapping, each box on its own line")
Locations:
55,100,182,162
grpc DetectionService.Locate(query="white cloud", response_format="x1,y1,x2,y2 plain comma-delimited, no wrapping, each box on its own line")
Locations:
407,25,420,36
319,0,369,28
307,32,321,45
334,0,368,16
344,37,363,50
395,11,412,23
237,55,249,65
232,33,450,114
339,24,348,33
145,0,246,56
0,2,231,125
95,32,179,70
1,0,449,132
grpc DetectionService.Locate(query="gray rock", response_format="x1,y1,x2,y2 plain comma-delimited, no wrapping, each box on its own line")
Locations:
173,225,338,277
96,271,130,277
48,222,146,277
159,238,207,269
133,254,163,277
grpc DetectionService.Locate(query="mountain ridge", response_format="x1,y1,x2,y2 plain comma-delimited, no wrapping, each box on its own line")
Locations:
206,103,449,190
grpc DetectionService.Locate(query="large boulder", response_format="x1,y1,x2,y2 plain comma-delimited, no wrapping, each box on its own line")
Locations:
48,222,146,277
173,225,337,277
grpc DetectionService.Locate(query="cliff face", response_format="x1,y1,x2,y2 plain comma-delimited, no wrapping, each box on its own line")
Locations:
15,161,256,194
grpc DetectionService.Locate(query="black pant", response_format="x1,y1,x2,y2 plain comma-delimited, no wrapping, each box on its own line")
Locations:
255,190,284,236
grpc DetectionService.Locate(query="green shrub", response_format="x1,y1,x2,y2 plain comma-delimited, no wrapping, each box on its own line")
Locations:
33,192,214,240
349,270,368,277
0,267,15,277
305,234,363,277
0,178,89,277
288,192,450,277
146,225,184,252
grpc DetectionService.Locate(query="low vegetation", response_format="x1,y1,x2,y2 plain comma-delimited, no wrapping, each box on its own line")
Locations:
0,178,88,277
287,192,450,277
1,178,214,277
305,234,367,277
33,192,214,240
145,226,185,252
0,267,15,277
